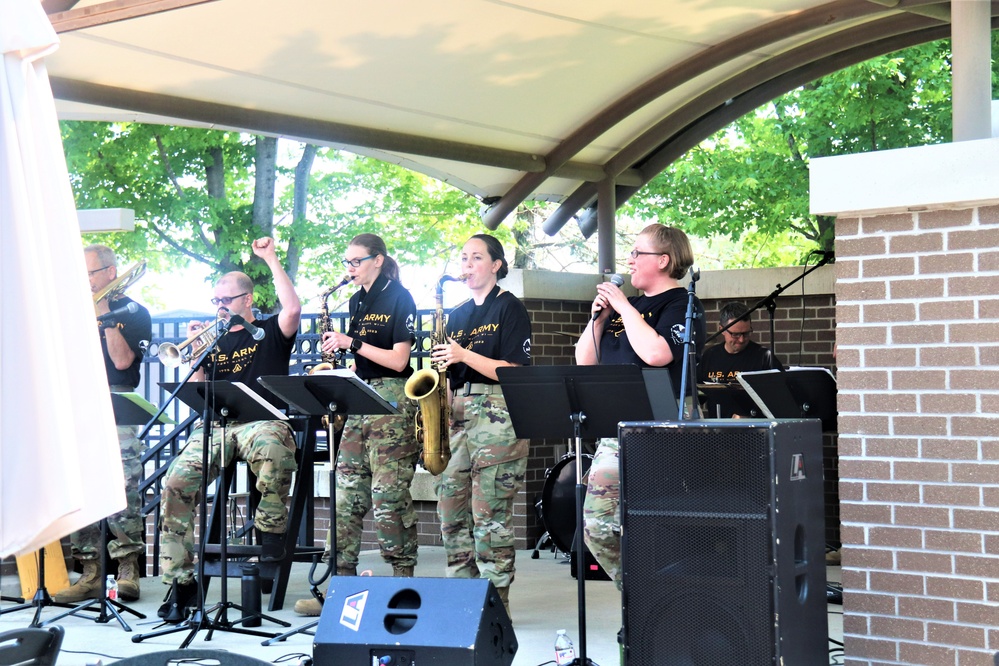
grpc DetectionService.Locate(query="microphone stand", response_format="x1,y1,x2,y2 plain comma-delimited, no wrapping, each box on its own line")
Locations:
677,266,702,421
705,252,833,361
132,318,285,647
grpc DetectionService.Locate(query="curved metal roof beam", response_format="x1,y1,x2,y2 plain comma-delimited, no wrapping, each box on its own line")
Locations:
573,21,960,237
867,0,951,22
479,0,892,229
546,12,945,235
556,15,949,234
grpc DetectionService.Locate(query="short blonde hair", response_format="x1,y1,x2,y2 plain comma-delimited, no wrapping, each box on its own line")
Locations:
640,224,694,280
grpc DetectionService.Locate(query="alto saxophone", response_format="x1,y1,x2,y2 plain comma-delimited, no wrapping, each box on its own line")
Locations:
311,275,351,430
405,273,467,475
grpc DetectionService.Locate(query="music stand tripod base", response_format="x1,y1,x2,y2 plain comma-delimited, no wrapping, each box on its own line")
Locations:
257,372,399,646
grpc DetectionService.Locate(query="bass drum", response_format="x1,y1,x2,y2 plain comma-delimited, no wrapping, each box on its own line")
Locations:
540,453,593,555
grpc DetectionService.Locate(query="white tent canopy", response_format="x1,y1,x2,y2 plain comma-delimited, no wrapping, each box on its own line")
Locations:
45,0,969,239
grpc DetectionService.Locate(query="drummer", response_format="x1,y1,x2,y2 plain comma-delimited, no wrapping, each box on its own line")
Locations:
573,224,705,588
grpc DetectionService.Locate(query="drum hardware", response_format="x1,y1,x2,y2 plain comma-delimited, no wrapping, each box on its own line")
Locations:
531,452,593,560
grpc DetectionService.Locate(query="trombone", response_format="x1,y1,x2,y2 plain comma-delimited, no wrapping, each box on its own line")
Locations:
157,315,227,368
93,261,146,314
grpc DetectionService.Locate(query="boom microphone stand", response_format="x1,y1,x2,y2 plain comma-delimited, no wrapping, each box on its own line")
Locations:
133,324,288,647
677,265,702,421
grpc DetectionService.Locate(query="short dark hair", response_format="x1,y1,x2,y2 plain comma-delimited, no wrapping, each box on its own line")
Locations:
718,301,751,326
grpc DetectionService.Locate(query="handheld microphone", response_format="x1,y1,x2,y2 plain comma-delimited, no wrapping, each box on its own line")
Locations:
592,273,625,320
96,301,139,324
227,314,266,341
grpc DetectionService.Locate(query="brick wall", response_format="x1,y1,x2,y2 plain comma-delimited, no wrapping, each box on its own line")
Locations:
836,206,999,664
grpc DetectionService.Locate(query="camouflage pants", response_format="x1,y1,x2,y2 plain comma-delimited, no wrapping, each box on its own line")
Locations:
159,419,297,585
330,378,420,570
582,437,622,590
435,393,527,589
71,425,145,561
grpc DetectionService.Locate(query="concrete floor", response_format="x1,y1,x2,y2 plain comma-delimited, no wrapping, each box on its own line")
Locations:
0,546,843,665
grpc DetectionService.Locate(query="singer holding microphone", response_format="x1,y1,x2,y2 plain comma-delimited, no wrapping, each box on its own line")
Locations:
575,224,705,591
56,245,153,604
157,237,302,622
294,233,421,616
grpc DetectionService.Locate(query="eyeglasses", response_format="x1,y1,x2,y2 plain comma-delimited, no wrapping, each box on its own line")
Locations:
88,265,112,277
725,330,752,339
629,250,664,259
211,292,248,306
341,255,375,268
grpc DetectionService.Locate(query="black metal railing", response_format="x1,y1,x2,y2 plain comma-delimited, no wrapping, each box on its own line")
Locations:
138,310,437,570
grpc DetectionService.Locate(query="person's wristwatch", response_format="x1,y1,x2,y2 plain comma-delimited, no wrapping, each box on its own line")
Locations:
349,338,362,354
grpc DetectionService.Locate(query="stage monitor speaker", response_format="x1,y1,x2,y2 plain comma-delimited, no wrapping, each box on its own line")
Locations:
620,419,827,665
313,576,517,666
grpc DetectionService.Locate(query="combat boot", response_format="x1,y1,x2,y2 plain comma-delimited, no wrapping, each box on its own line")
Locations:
293,595,323,616
157,579,198,623
392,565,414,577
115,553,141,601
258,530,286,563
495,586,511,620
338,565,357,576
53,560,102,603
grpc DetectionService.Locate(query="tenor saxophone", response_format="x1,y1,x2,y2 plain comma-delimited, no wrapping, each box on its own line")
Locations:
405,274,467,475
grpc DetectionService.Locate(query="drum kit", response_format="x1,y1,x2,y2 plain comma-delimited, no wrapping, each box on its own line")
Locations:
532,451,593,558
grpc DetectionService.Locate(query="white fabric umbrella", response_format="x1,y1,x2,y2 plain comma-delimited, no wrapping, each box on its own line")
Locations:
0,0,125,557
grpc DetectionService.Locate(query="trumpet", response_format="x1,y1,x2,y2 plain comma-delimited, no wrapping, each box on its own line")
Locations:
158,316,226,368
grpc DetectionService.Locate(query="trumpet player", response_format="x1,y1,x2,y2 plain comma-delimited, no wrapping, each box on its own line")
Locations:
294,233,420,616
157,237,301,622
429,233,531,619
56,245,152,604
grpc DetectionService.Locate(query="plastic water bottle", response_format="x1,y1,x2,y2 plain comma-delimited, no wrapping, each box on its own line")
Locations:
554,629,575,665
105,574,118,600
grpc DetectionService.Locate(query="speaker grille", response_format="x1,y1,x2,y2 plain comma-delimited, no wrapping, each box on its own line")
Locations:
621,421,827,665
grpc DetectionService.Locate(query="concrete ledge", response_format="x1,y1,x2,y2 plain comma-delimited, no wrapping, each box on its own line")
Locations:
810,137,999,216
508,265,834,304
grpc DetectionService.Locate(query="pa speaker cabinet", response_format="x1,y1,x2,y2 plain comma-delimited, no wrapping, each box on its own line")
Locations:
313,576,517,666
620,419,827,665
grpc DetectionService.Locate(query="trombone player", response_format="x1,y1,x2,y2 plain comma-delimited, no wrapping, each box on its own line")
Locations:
56,245,152,603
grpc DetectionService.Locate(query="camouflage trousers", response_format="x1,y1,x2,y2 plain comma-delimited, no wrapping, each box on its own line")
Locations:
330,378,420,570
71,425,145,561
435,393,527,589
159,419,297,585
582,437,622,590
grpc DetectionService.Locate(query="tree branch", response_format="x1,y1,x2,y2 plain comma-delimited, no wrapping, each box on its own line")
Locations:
155,134,185,198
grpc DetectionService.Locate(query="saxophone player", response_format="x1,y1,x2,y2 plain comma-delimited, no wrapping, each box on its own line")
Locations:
429,233,532,619
294,233,420,616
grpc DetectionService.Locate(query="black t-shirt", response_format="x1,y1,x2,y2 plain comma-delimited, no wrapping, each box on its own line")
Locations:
203,315,296,410
347,278,416,380
698,339,781,383
102,295,152,390
598,287,705,399
445,288,532,387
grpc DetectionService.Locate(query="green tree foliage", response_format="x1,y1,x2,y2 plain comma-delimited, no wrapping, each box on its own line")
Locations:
62,122,484,310
625,38,962,266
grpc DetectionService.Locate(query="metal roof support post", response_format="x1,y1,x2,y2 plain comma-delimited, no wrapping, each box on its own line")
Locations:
597,178,616,275
951,0,992,142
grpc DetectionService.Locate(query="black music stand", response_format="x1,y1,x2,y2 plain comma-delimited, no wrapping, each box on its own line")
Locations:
40,394,163,631
133,380,290,647
256,370,399,646
738,367,838,432
497,364,659,666
697,382,764,419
